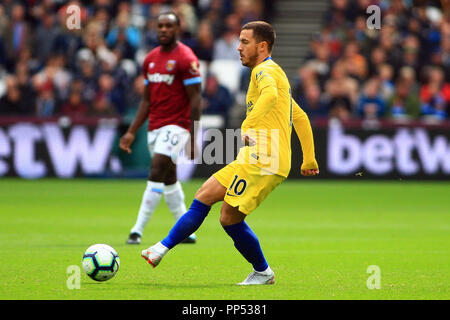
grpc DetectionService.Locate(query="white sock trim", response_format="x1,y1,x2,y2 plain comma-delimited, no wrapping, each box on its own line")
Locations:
163,181,182,193
255,266,273,275
147,180,165,193
154,241,169,255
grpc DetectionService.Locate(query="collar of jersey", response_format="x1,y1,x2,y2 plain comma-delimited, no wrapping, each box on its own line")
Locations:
160,41,180,53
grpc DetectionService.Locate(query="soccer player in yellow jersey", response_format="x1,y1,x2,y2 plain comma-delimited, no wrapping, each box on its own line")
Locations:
142,21,319,285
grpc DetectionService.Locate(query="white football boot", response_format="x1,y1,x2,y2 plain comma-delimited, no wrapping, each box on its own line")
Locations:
237,266,275,285
141,242,169,268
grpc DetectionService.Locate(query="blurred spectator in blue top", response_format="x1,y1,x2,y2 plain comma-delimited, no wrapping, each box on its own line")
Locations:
297,82,328,119
202,73,232,125
106,11,141,60
191,19,214,62
213,26,240,61
34,14,59,64
96,72,125,115
142,11,159,50
377,63,395,102
357,78,386,119
75,49,99,106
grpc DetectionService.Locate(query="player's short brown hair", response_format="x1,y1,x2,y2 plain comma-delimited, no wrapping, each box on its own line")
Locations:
241,21,276,52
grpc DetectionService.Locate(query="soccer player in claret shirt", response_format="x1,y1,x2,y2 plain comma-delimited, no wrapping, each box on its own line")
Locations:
142,21,319,285
119,12,202,245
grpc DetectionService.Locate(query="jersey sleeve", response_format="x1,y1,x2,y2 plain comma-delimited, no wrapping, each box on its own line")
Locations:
292,99,318,170
179,52,202,86
241,68,278,132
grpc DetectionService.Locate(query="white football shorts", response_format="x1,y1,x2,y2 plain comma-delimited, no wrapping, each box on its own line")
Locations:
147,124,191,164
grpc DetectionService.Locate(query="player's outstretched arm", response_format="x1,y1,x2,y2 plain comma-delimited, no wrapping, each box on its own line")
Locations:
119,86,151,154
292,99,319,176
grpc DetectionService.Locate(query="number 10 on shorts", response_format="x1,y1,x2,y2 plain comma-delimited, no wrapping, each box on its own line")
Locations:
229,175,247,196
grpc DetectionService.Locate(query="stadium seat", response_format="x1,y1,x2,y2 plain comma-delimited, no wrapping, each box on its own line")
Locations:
208,59,242,94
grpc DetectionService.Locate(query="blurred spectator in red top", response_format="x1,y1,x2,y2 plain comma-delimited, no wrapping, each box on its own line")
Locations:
60,87,88,118
420,66,450,120
90,93,117,117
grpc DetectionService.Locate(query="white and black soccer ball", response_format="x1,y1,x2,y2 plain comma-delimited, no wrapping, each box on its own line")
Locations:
82,244,120,282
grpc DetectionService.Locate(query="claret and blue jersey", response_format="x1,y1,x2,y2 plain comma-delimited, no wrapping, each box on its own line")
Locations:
142,41,202,131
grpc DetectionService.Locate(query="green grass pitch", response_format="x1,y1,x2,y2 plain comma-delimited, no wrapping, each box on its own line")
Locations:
0,178,448,300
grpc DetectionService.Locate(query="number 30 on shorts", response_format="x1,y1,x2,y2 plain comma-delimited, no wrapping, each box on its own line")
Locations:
162,130,179,146
229,175,247,196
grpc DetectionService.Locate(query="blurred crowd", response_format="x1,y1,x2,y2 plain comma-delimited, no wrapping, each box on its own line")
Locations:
1,0,449,124
0,0,272,120
293,0,450,122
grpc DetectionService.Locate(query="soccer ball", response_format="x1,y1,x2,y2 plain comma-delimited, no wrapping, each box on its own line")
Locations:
82,244,120,282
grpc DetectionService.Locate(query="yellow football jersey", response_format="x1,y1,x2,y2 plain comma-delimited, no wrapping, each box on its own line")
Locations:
237,57,317,177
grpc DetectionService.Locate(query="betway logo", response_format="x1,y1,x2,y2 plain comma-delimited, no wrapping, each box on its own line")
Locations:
147,73,174,85
0,123,117,178
328,126,450,175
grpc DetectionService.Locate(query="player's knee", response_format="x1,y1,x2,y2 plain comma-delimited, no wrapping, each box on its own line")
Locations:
219,213,232,227
194,177,225,206
194,185,213,205
219,211,240,227
219,204,246,226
